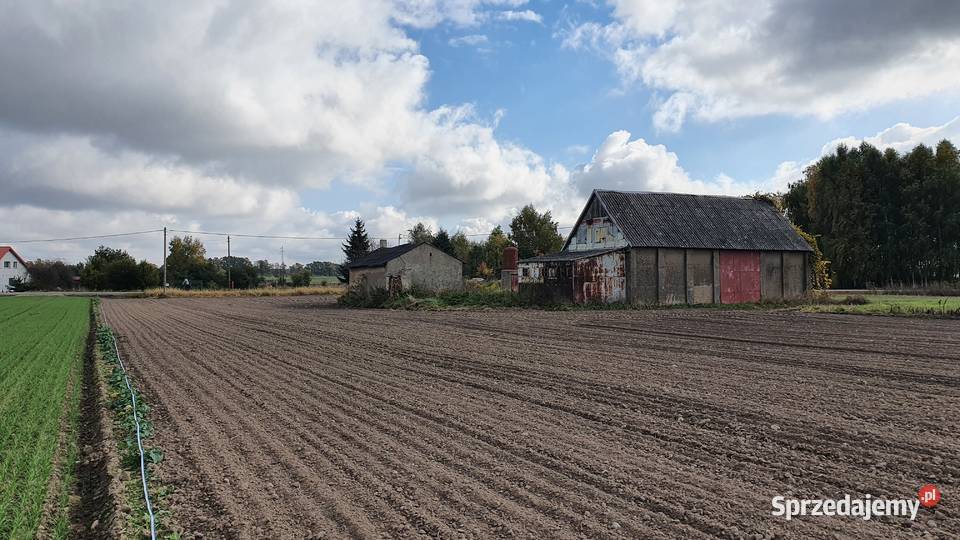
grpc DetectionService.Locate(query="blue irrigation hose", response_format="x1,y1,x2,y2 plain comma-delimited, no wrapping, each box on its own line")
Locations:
100,305,157,540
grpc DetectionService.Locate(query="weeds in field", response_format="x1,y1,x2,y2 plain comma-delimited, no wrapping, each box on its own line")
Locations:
142,285,343,298
338,286,531,310
0,297,89,539
96,315,178,538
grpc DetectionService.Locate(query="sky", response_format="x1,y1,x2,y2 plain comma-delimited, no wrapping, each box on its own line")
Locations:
1,0,959,265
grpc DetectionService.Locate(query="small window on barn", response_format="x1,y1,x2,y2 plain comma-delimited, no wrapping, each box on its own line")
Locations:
3,261,9,268
577,226,586,244
522,267,529,277
12,261,16,268
547,267,557,279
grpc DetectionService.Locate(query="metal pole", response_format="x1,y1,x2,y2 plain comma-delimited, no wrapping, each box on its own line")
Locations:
227,235,232,289
281,245,285,287
162,226,167,294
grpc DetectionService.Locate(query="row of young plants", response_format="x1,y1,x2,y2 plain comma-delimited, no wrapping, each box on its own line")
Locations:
95,304,179,538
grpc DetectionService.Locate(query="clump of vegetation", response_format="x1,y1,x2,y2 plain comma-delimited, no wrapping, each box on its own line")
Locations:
289,268,312,287
806,291,868,305
338,282,527,310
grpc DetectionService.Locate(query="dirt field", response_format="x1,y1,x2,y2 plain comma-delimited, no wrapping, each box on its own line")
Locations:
101,297,958,539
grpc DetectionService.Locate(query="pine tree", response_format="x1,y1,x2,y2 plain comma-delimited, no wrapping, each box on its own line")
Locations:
339,218,370,283
433,228,454,256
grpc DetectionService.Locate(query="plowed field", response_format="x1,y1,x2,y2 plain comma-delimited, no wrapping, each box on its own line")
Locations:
102,297,958,539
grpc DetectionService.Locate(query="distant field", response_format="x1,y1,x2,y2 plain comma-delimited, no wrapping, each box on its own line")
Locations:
0,297,90,538
805,294,960,316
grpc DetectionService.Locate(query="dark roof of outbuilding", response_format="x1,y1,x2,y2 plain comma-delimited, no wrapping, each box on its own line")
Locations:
347,242,420,269
519,247,621,263
573,190,812,252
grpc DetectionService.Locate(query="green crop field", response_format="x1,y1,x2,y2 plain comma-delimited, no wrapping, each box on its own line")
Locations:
0,297,90,538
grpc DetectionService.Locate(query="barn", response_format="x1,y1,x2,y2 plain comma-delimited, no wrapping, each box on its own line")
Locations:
0,246,29,292
517,190,813,305
348,241,463,295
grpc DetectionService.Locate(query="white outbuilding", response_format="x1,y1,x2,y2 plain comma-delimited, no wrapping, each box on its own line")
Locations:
0,246,29,292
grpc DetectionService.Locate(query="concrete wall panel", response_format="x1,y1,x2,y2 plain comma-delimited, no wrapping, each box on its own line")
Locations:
627,248,657,304
350,267,387,294
658,248,686,305
686,249,714,304
783,252,806,298
760,252,784,300
385,244,463,293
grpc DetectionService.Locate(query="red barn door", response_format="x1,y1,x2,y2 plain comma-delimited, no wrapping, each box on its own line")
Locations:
719,251,761,304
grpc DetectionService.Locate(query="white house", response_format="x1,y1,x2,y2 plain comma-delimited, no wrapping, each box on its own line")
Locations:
0,246,29,292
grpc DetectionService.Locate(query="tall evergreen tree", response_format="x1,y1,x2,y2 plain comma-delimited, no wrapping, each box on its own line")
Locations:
339,217,370,283
784,139,960,288
433,228,454,256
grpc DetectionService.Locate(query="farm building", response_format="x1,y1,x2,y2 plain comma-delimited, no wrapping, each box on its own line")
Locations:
348,241,462,295
517,190,813,305
0,246,29,292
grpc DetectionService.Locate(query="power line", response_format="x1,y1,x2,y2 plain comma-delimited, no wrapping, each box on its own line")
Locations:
167,228,344,240
0,229,163,244
3,224,577,245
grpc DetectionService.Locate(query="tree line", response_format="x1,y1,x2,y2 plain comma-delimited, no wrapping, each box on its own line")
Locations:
16,236,342,291
339,204,565,281
784,139,960,288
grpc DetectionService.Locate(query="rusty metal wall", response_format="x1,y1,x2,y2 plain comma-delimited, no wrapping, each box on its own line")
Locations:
760,252,783,300
719,251,761,304
657,248,686,305
782,252,806,298
574,251,626,303
685,249,714,304
627,248,657,304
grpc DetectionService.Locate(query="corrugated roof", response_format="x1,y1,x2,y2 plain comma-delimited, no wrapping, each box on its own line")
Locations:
590,190,812,252
347,242,420,269
519,247,621,263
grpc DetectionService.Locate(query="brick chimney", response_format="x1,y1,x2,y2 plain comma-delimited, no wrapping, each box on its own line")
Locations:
379,239,388,249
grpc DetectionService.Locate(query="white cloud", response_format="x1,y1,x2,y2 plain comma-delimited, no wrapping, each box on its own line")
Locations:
448,34,489,47
563,0,960,131
821,116,960,156
569,130,756,196
496,10,543,23
0,0,570,263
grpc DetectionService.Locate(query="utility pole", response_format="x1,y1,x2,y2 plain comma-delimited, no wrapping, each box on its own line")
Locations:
162,226,167,295
281,245,286,287
227,235,232,289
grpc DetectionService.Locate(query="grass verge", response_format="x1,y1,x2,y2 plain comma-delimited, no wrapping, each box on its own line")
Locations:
142,285,343,298
801,294,960,317
96,304,177,538
0,297,89,539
